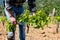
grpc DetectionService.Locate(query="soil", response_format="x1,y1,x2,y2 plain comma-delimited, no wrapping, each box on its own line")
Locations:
0,22,60,40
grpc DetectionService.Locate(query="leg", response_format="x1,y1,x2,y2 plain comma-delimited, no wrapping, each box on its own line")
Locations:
12,6,25,40
18,22,26,40
4,8,16,40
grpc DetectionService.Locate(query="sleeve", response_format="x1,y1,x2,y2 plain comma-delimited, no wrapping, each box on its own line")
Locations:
28,0,36,12
5,0,12,10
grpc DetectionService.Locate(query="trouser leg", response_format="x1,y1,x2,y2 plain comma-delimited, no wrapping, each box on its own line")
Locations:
19,22,26,40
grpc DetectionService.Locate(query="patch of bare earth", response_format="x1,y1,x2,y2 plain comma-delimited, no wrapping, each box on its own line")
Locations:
0,22,60,40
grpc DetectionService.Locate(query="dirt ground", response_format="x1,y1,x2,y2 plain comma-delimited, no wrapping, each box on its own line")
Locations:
0,22,60,40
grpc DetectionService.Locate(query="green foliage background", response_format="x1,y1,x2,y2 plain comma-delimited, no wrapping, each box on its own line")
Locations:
23,0,60,16
0,0,60,31
0,0,60,16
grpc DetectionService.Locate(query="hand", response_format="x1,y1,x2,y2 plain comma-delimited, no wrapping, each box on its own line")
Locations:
10,17,16,25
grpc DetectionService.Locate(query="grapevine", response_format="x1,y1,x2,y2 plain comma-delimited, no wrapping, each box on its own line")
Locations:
18,9,50,29
0,9,60,31
0,16,16,32
55,16,60,33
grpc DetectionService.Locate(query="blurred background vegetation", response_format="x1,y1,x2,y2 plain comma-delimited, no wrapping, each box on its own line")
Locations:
0,0,60,16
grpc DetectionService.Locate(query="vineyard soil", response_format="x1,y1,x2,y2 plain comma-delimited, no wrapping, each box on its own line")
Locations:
0,22,60,40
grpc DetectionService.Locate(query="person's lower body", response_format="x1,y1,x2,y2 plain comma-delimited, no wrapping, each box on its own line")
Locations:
4,5,26,40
